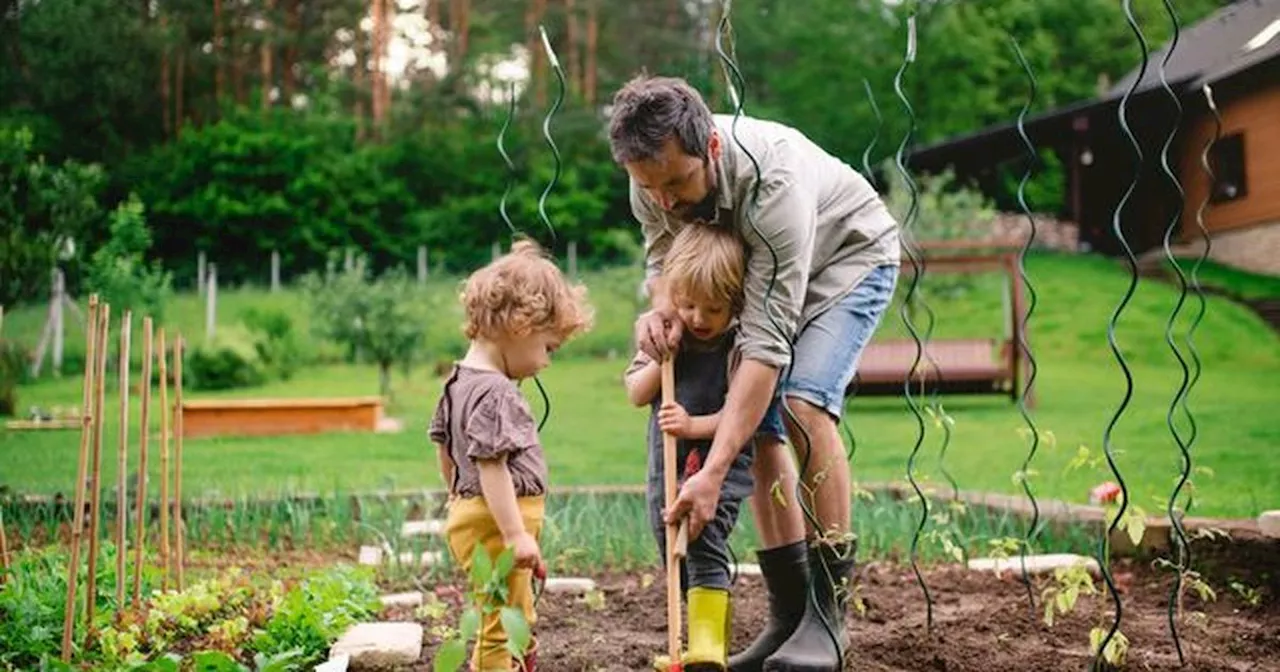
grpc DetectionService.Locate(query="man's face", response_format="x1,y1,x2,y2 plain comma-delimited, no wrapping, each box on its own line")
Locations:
625,133,721,223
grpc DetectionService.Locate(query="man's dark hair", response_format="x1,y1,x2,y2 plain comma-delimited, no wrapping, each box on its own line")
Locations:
607,75,714,165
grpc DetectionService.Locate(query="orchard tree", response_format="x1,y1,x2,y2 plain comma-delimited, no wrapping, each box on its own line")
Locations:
301,254,428,399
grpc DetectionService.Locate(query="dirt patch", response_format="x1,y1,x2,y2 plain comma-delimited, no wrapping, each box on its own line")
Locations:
391,537,1280,671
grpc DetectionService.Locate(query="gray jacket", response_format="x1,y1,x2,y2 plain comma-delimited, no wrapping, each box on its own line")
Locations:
632,114,901,370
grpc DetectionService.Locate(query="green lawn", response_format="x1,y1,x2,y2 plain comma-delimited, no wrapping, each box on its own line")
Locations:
2,253,1277,518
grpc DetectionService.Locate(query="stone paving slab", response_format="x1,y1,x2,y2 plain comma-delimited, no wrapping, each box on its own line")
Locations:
330,622,423,671
967,553,1100,576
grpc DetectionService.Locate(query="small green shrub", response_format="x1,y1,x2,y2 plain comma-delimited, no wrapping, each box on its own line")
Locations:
186,328,268,391
241,308,307,381
0,339,30,415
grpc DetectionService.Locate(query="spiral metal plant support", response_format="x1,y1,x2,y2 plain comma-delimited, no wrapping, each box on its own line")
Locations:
892,14,935,633
714,0,843,656
1180,84,1222,520
1094,1,1148,667
537,25,566,245
1150,1,1193,664
530,25,567,433
861,78,883,191
1009,34,1043,623
497,81,520,237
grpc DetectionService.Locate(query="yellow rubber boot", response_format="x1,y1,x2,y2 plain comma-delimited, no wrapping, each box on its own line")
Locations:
685,587,731,671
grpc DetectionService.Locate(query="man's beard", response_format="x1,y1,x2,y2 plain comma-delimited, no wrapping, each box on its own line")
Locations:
673,161,719,224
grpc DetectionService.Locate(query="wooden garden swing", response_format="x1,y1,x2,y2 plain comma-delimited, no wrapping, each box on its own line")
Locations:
848,240,1036,408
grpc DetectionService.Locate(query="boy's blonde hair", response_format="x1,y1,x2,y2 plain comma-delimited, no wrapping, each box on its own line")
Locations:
462,238,594,342
662,225,746,314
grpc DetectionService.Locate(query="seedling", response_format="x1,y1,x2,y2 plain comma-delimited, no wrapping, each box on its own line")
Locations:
1041,560,1097,627
1228,580,1263,609
434,545,532,672
1088,626,1129,668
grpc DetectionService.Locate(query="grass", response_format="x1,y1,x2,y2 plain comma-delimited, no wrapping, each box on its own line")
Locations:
1,253,1277,520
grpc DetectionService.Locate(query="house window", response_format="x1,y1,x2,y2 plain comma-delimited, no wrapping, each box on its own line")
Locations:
1210,133,1247,203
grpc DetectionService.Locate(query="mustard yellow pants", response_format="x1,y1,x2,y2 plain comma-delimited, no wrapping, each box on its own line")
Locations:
445,495,546,671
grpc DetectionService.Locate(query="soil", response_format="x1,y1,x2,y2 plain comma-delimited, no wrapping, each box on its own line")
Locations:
391,536,1280,671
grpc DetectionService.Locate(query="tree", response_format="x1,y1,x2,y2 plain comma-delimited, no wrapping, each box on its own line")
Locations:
0,125,104,306
84,193,174,323
300,255,429,399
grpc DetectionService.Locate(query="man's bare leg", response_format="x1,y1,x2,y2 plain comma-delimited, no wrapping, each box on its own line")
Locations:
783,396,850,542
748,436,805,548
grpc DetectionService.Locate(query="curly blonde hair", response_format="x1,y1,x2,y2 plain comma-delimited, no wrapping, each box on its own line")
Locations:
662,225,746,314
461,238,594,342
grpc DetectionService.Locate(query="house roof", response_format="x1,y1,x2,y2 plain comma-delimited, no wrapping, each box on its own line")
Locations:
909,0,1280,165
1109,0,1280,95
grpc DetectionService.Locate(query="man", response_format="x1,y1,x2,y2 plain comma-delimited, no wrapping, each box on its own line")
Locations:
608,75,900,672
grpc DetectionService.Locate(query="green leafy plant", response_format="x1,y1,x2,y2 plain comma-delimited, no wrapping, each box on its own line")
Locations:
434,545,532,672
251,565,380,669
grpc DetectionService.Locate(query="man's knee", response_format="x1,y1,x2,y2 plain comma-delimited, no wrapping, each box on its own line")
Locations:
782,394,836,443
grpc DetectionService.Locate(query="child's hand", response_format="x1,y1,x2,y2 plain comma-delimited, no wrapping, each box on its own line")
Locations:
507,531,542,570
658,402,693,438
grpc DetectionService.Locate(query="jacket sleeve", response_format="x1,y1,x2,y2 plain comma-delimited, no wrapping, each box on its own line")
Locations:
736,172,815,370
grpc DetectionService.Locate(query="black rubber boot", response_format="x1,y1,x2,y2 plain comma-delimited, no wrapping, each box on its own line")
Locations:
762,540,857,672
726,541,810,672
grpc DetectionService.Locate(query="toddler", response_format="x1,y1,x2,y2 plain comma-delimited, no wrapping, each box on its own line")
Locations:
431,239,593,671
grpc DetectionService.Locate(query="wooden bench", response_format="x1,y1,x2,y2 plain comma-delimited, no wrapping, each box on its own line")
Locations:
850,338,1016,400
841,241,1035,406
181,396,385,439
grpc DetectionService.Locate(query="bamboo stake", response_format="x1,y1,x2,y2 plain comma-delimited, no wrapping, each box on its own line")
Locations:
85,303,110,639
115,311,132,606
661,356,683,668
156,328,170,591
172,335,185,591
62,295,99,661
131,317,154,605
0,508,10,579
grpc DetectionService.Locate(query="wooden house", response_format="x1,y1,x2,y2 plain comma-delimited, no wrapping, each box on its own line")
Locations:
909,0,1280,275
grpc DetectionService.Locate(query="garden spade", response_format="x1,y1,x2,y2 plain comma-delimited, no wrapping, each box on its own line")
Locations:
655,355,690,672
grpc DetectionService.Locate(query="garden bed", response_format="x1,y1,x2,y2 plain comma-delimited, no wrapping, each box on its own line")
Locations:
397,537,1279,671
180,396,384,438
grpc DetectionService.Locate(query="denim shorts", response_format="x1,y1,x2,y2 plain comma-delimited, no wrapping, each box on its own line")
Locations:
756,263,899,437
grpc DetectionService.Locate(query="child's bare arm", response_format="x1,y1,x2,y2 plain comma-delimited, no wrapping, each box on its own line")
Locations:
623,357,661,407
658,403,722,439
434,442,453,490
476,457,541,568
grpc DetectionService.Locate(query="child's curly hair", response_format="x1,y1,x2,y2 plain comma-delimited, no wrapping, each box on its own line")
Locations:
462,238,594,342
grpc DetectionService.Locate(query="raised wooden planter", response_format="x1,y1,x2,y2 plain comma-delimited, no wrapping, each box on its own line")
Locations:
181,396,384,439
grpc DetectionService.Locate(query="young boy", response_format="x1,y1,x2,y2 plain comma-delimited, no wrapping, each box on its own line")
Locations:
623,224,777,670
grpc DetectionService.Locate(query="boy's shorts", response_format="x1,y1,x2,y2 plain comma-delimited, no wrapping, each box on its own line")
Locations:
757,263,899,438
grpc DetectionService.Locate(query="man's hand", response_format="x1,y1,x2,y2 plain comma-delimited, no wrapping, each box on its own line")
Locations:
506,531,542,571
664,467,724,540
657,402,694,438
635,309,682,361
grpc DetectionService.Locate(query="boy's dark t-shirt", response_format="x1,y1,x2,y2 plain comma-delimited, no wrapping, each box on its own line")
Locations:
429,365,548,499
625,327,755,501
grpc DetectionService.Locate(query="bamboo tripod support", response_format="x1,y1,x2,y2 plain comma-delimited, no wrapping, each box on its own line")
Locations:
84,304,109,638
131,318,154,605
157,329,170,591
62,296,99,661
661,357,690,668
115,312,132,607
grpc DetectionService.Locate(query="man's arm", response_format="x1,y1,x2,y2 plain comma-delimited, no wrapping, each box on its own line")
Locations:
702,174,816,478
